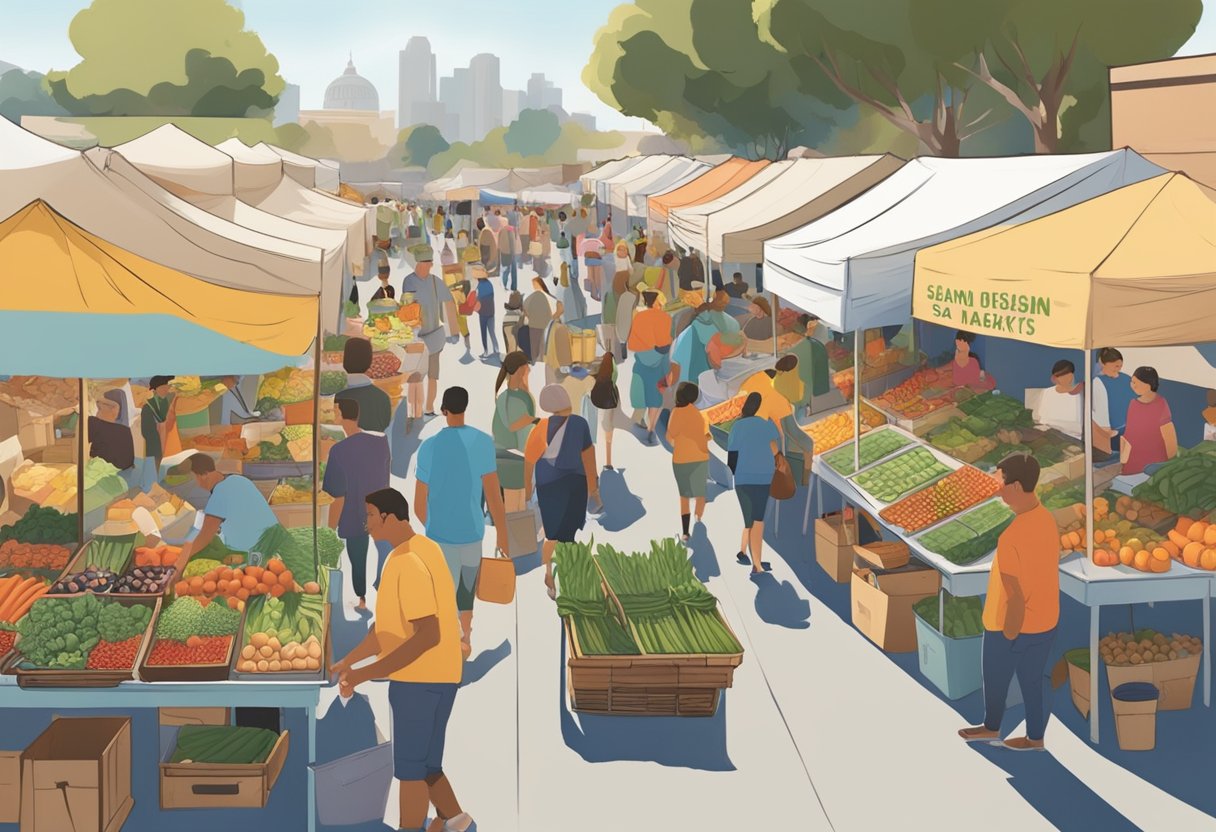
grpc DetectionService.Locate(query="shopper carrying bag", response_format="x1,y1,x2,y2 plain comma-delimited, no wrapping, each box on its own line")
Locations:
476,548,515,604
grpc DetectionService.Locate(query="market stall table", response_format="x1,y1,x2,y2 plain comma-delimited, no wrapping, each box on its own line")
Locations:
1059,555,1213,743
0,677,325,831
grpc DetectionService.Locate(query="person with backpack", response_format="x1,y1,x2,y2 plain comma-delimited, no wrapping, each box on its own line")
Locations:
415,387,508,658
525,384,600,599
492,352,537,513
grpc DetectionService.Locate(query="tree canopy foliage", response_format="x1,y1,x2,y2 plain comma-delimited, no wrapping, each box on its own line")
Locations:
587,0,1201,157
46,0,284,117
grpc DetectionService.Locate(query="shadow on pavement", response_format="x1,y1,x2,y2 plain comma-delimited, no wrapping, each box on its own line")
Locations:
596,468,645,532
388,409,426,479
462,639,512,688
748,572,811,630
971,743,1140,832
687,522,720,583
559,654,735,772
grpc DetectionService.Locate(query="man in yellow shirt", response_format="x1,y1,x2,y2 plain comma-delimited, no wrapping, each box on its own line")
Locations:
331,488,472,832
959,454,1060,752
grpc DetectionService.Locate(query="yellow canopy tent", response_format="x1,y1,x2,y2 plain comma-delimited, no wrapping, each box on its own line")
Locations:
0,200,317,376
913,173,1216,349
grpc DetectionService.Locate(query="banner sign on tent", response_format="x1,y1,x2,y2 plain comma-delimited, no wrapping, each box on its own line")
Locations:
916,281,1060,340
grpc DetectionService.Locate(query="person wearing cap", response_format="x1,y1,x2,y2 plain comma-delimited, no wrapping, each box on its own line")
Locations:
402,245,460,418
628,291,674,445
524,384,600,599
370,261,396,303
140,375,177,469
473,267,500,358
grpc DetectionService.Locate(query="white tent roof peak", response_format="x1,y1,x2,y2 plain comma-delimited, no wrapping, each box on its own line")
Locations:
0,116,82,170
114,124,234,197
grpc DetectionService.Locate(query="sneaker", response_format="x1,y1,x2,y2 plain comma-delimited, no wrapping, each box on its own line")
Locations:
444,815,475,832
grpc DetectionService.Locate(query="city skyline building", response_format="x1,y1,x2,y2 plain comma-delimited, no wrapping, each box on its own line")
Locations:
398,36,436,129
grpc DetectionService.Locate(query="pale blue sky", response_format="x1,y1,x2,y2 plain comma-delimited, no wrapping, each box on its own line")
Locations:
2,1,1214,133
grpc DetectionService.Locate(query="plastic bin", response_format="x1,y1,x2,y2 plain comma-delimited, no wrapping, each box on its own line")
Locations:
913,611,982,699
1112,682,1159,751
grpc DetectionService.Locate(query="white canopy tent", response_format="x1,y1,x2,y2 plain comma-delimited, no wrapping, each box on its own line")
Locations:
595,155,674,208
215,137,283,196
117,125,369,274
711,154,904,263
265,143,340,193
518,186,578,206
579,156,641,195
0,118,328,315
668,160,794,256
93,148,347,333
611,157,710,228
762,149,1166,334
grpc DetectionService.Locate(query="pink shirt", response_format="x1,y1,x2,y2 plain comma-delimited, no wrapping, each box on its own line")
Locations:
1123,395,1172,475
952,355,983,389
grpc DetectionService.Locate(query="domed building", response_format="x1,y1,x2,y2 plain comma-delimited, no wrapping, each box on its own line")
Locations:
324,57,379,112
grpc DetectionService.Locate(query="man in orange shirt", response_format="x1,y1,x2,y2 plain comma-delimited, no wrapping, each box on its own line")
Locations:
960,454,1060,751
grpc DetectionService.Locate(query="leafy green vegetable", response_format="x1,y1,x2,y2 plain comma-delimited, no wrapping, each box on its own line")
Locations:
0,505,78,545
99,602,152,643
323,334,349,351
17,596,102,666
183,558,224,578
253,525,316,584
156,597,205,642
197,602,241,637
287,527,343,570
320,371,348,395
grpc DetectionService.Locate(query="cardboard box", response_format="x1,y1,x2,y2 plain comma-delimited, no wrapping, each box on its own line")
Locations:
815,511,877,584
851,562,940,653
159,708,230,727
0,750,20,824
1106,652,1200,711
20,717,132,832
0,403,56,452
272,502,323,529
159,726,288,809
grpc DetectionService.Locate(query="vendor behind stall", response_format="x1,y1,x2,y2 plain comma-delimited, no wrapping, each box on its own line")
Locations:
1033,360,1083,438
786,314,830,412
175,453,278,567
951,331,995,391
1122,366,1178,475
369,262,396,303
140,375,176,467
724,272,750,299
89,390,134,472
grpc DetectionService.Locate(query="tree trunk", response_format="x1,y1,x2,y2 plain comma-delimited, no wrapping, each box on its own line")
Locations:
1034,95,1062,154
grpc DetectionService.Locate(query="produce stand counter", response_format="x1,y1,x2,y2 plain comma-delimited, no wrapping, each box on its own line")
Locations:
1059,555,1213,744
0,676,326,832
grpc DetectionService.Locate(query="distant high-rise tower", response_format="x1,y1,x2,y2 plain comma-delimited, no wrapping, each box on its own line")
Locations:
526,73,563,112
468,53,503,141
398,36,437,129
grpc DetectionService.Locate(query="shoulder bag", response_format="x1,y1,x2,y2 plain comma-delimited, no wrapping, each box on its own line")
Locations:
770,429,795,500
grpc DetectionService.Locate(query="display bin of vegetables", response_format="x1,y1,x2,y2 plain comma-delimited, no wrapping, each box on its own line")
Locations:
46,533,138,597
159,724,289,809
912,592,984,700
555,539,743,717
231,587,328,681
139,595,243,682
0,574,53,664
1,594,159,688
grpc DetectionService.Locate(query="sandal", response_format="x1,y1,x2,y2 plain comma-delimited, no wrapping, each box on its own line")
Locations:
736,552,750,566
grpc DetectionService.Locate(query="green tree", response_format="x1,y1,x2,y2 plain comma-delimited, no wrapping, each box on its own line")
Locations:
584,0,843,159
401,124,450,168
504,109,562,157
47,0,283,117
0,70,68,124
910,0,1201,153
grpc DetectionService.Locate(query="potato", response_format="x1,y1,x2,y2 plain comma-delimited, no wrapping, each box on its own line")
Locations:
269,637,282,651
241,645,256,660
305,657,320,671
240,660,256,673
1154,653,1169,662
279,643,295,661
307,642,322,659
256,659,270,672
1114,655,1129,665
292,657,308,671
1129,653,1143,664
251,632,269,649
259,645,274,659
269,660,282,672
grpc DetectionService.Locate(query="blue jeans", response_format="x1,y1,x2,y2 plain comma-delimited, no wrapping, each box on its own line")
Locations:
500,253,518,292
982,628,1057,740
478,313,499,354
388,681,458,781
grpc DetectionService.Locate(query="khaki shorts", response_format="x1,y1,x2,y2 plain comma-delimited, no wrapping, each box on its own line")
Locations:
428,350,441,380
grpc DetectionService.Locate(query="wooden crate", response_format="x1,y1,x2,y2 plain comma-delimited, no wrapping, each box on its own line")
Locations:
563,609,743,718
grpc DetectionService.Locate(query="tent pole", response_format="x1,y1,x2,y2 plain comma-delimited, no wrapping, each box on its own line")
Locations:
1085,351,1094,564
854,330,861,474
78,378,86,547
312,298,322,579
771,292,779,360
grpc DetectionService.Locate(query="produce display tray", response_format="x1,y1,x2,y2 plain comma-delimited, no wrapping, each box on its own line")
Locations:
846,444,961,510
45,535,140,598
862,396,960,438
229,602,331,683
3,596,160,688
139,631,237,682
821,425,918,477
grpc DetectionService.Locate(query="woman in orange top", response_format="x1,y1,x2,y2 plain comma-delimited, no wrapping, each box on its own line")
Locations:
667,382,710,540
628,291,675,444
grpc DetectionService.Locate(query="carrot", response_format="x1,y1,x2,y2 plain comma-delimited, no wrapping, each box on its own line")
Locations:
0,578,39,621
8,584,48,622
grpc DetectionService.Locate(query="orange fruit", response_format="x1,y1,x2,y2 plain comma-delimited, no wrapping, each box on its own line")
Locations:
1150,557,1171,573
1202,549,1216,571
1118,546,1135,566
1204,526,1216,547
1162,541,1180,559
1184,542,1204,567
1134,550,1151,571
1151,547,1170,562
1188,522,1207,542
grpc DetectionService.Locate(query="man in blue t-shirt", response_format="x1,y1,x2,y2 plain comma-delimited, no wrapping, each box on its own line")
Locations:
175,453,278,569
415,387,508,657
